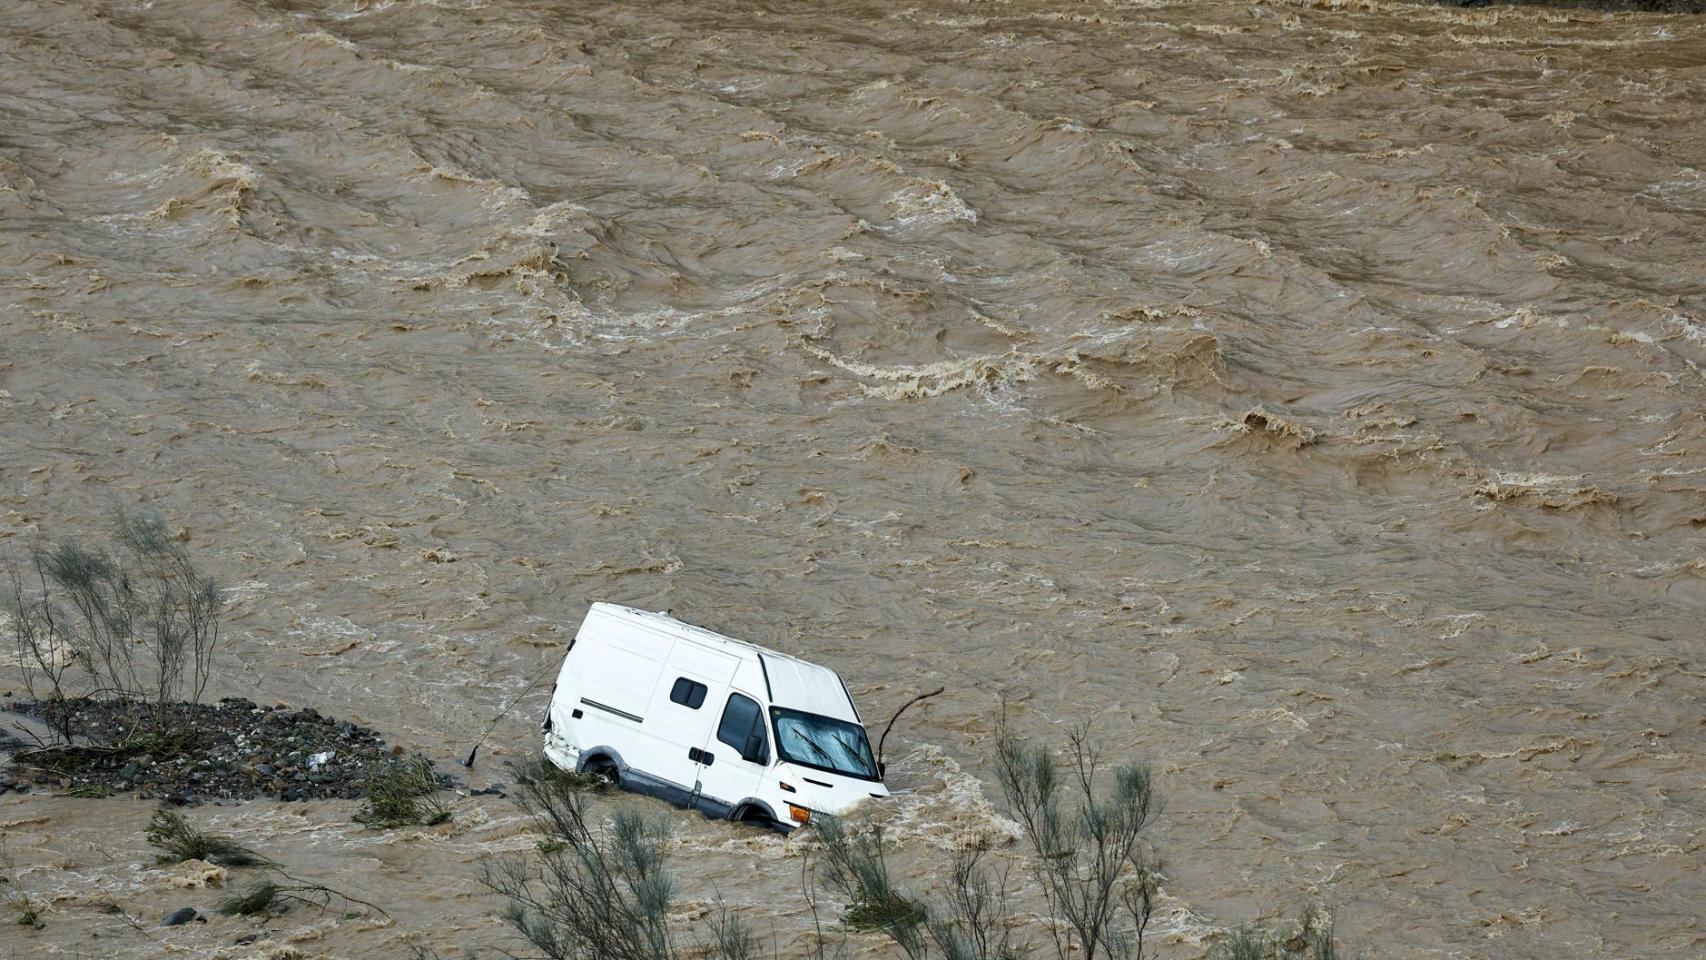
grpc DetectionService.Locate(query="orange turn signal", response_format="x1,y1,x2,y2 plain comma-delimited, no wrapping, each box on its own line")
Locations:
779,781,797,793
787,803,811,824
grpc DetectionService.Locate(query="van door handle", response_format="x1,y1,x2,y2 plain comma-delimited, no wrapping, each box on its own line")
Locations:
688,748,714,766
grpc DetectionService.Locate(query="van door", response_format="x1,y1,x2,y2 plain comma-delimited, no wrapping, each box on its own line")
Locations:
693,690,771,817
644,643,739,799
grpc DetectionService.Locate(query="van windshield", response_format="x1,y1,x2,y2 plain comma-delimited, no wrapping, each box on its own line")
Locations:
770,707,880,781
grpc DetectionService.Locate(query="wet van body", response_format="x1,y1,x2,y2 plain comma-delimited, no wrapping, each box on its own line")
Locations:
542,603,889,831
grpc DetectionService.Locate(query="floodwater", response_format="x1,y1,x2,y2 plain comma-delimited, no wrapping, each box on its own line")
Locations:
2,0,1704,957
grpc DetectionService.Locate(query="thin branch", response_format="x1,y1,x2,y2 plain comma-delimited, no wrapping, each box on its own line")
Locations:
876,686,945,768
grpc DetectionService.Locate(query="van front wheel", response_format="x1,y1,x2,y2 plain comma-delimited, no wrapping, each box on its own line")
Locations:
733,805,781,833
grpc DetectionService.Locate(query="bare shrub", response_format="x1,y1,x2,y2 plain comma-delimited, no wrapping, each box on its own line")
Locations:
812,816,928,957
217,873,388,919
812,816,1023,960
479,746,1348,960
705,900,765,960
1211,904,1348,960
145,808,268,866
112,509,221,713
2,838,44,930
216,880,284,917
10,894,44,930
1218,928,1272,960
483,760,675,960
3,508,222,737
994,720,1158,960
5,556,80,742
481,759,791,960
926,843,1024,960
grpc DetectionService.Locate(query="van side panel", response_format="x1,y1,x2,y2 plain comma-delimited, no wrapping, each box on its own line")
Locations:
639,639,741,785
588,641,667,717
593,636,672,718
548,606,665,735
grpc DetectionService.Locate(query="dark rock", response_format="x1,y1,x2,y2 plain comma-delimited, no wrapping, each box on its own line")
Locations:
254,763,275,777
161,907,203,927
119,763,140,780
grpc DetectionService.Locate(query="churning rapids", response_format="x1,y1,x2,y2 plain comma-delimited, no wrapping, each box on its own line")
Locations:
2,0,1704,957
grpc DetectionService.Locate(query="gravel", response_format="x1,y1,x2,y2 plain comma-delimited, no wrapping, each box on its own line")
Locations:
1,698,449,805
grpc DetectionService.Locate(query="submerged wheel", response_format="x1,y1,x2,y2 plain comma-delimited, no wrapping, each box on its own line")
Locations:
583,756,620,786
733,804,781,833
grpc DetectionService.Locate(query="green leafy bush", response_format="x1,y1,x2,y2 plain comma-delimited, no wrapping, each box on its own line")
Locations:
356,755,450,828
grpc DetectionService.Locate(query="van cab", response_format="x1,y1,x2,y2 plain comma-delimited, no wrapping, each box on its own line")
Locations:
542,602,889,831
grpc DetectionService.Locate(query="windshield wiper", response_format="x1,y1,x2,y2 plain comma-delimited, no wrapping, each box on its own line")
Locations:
829,732,872,774
793,733,836,765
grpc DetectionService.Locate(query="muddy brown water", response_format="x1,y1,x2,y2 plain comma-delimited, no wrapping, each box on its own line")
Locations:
2,0,1704,957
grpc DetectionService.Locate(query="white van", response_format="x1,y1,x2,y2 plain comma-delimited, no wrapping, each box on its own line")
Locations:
541,602,889,831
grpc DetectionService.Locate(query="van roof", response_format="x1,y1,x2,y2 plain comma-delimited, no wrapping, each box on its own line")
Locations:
590,602,861,723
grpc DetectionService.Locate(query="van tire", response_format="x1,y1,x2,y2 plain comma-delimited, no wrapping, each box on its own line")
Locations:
732,803,780,833
583,756,620,786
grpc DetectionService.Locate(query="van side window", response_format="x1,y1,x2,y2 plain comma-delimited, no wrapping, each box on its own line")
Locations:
669,677,707,709
716,693,768,764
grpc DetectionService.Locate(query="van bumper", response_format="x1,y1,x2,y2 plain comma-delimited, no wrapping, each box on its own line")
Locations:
543,738,577,772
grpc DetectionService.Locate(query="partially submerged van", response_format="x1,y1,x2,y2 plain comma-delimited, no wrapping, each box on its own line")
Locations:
542,602,889,832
